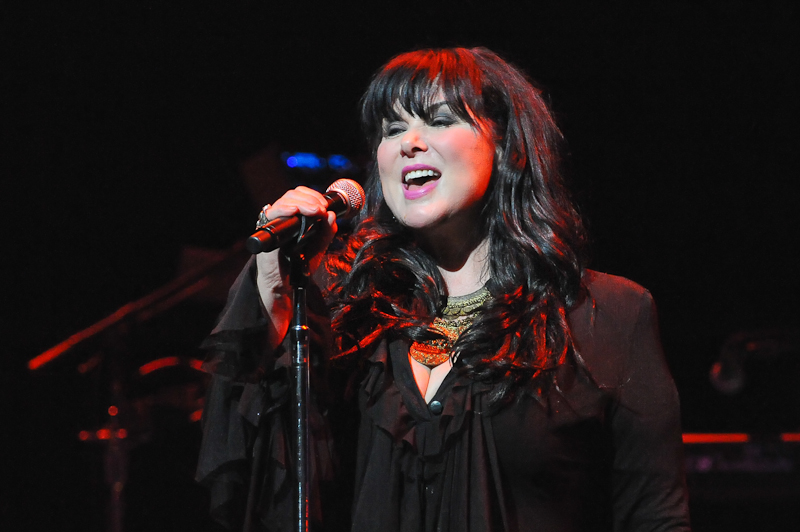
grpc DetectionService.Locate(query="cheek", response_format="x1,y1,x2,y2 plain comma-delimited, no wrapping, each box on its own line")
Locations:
479,145,496,186
442,130,493,168
456,137,495,190
477,135,497,180
376,142,392,176
375,144,400,211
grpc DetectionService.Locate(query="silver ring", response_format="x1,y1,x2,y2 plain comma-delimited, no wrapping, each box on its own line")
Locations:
255,204,272,230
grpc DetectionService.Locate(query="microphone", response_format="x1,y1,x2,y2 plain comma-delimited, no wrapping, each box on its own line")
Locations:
246,178,365,254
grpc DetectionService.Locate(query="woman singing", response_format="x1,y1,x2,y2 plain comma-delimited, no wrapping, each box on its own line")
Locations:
196,47,691,532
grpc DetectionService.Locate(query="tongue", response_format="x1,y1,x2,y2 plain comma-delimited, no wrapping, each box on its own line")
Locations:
407,175,439,188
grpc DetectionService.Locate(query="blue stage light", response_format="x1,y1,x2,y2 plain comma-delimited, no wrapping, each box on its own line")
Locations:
280,151,358,174
327,155,352,171
282,152,326,170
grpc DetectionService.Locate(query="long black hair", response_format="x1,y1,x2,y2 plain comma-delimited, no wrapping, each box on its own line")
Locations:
326,47,588,405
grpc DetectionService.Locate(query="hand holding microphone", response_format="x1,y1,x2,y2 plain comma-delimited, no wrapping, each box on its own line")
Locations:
251,179,364,352
246,179,365,255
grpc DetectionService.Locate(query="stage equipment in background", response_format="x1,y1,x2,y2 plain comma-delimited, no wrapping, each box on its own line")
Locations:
681,328,800,529
710,329,800,396
28,242,251,532
707,328,800,434
683,433,800,529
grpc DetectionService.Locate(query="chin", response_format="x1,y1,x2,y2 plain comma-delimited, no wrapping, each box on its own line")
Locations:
398,217,432,230
401,215,454,234
395,208,438,228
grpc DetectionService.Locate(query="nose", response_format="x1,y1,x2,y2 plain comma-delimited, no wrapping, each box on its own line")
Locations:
400,129,427,157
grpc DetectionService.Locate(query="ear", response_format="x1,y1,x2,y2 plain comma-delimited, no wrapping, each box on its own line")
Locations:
494,143,504,165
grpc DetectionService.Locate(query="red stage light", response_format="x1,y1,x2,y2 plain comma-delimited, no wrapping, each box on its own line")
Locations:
138,356,180,375
682,433,750,444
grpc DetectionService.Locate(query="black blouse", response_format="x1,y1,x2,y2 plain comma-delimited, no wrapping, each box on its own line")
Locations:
196,259,691,532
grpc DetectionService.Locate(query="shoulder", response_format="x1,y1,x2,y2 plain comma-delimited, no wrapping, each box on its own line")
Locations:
578,269,655,321
569,271,667,387
581,269,651,304
569,270,658,347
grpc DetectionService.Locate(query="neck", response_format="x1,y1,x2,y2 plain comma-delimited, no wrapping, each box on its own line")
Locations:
416,229,490,297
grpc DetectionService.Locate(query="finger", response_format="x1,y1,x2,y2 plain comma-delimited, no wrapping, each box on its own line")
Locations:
269,187,331,219
326,210,338,231
265,190,326,220
304,212,338,271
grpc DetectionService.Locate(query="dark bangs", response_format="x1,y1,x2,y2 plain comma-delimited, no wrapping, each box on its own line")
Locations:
360,48,487,151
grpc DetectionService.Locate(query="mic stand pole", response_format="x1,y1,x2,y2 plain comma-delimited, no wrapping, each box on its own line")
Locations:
289,251,311,532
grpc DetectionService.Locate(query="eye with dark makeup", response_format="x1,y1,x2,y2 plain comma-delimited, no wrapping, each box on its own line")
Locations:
429,112,458,128
382,121,406,138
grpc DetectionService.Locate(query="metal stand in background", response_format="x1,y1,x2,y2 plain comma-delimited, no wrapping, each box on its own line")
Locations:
28,242,248,532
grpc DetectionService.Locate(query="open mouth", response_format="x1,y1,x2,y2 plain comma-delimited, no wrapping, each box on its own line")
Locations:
403,168,442,189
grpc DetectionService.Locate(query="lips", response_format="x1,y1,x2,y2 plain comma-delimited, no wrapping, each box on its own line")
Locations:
396,163,442,200
401,165,441,200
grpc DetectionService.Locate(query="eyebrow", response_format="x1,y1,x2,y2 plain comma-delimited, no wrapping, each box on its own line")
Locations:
383,101,451,123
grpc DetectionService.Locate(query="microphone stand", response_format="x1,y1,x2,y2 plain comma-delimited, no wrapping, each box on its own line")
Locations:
245,181,367,529
244,247,313,532
288,250,311,532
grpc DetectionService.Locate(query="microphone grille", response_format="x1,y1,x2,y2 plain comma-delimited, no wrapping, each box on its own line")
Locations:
327,179,365,216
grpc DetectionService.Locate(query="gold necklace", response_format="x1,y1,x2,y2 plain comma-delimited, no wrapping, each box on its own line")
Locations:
408,286,490,367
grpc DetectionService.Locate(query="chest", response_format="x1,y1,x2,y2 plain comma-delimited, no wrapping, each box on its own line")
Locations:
370,339,612,464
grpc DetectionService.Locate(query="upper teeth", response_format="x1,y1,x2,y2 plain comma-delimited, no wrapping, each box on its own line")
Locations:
404,169,440,182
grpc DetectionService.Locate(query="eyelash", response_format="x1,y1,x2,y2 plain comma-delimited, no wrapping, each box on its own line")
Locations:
431,115,457,127
383,114,458,137
383,124,405,137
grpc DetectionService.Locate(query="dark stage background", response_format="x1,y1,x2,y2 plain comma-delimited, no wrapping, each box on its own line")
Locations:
3,2,799,531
